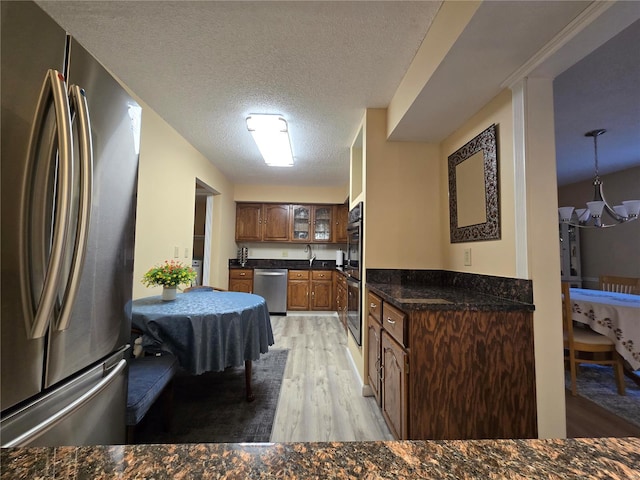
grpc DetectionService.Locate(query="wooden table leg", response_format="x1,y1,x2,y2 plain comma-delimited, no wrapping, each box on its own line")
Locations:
245,360,255,402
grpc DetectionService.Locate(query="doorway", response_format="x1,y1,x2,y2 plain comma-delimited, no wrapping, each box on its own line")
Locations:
193,180,216,286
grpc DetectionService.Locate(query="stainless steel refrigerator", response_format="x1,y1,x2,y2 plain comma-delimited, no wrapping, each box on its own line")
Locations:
1,1,141,447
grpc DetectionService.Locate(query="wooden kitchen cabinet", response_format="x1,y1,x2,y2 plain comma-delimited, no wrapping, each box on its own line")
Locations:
228,268,254,293
334,203,348,244
290,205,333,243
310,270,333,310
336,272,347,331
263,204,290,241
235,204,262,242
381,330,408,440
236,202,345,244
235,203,290,242
287,270,310,310
366,288,537,441
287,269,335,311
312,205,333,242
367,292,383,406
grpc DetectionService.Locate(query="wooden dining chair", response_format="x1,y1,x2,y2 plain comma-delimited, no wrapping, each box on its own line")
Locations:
599,275,640,295
562,282,625,396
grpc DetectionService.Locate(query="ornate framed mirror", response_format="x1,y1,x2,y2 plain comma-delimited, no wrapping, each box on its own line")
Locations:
448,124,500,243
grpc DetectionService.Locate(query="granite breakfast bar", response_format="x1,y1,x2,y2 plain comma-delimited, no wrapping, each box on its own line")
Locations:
2,438,640,479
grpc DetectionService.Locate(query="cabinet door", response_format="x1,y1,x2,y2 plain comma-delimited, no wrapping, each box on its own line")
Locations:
311,279,333,310
263,204,290,241
367,316,382,406
334,204,348,243
229,279,253,293
313,205,333,242
235,204,262,241
287,280,309,310
291,205,312,242
381,331,408,440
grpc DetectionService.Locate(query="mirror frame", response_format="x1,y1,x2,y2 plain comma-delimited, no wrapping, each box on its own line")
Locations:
448,124,500,243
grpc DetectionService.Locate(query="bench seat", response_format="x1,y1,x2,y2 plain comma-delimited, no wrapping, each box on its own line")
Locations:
126,354,178,428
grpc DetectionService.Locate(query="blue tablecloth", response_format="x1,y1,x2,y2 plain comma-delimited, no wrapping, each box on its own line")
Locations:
132,291,274,375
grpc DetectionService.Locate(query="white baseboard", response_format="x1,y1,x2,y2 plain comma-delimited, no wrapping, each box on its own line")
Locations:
345,345,373,397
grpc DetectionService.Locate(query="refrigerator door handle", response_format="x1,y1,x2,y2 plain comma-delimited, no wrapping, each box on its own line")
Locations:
22,69,74,339
1,359,127,448
55,85,93,332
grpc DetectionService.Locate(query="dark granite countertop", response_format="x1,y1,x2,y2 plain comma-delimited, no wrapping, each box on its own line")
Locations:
366,269,535,312
367,282,534,312
2,438,639,479
229,259,337,271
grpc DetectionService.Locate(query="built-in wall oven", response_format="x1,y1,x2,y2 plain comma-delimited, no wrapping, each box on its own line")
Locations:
346,202,362,345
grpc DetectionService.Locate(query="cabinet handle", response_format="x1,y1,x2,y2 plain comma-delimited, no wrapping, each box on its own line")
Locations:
370,303,377,309
386,317,396,324
240,272,246,276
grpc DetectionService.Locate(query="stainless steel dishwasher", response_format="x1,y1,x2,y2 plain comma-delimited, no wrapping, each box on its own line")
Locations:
253,269,288,314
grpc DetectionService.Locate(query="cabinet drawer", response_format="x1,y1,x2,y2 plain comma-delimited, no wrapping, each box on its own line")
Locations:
312,270,331,280
382,303,407,348
289,270,310,280
230,268,253,280
367,291,382,323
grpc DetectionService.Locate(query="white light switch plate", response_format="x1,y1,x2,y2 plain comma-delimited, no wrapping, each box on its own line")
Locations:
464,248,472,266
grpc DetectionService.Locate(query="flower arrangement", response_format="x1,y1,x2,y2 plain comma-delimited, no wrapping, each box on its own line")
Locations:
142,260,197,288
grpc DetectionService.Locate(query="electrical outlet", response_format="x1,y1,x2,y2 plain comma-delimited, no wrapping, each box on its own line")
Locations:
174,246,179,258
464,248,472,266
282,250,288,257
184,247,189,258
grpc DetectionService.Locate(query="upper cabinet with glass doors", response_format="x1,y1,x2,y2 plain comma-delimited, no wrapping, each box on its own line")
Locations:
236,202,342,243
290,205,334,243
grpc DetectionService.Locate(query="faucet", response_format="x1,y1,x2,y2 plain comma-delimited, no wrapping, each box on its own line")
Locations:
305,244,316,266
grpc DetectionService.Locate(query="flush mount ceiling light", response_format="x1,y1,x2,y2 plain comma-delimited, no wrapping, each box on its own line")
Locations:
246,114,293,167
559,129,640,228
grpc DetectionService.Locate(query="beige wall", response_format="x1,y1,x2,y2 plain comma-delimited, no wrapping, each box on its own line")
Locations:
365,109,442,270
439,89,517,276
520,78,567,439
132,102,236,298
558,165,640,288
234,184,348,204
350,108,440,384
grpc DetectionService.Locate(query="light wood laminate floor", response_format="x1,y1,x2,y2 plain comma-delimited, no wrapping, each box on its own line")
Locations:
270,314,393,442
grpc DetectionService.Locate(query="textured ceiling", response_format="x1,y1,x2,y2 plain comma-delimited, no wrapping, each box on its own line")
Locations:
36,0,442,187
553,18,640,186
35,1,640,189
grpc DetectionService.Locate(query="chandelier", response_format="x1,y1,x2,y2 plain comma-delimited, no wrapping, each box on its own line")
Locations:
558,129,640,228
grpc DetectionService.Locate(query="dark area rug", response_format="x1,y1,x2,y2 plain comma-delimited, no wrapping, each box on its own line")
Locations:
565,364,640,427
134,348,288,444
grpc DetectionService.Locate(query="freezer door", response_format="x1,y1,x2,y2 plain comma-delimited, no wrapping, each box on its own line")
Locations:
0,348,128,447
45,39,140,387
0,1,68,410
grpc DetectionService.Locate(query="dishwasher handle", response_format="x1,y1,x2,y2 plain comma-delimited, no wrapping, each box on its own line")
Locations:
255,271,287,276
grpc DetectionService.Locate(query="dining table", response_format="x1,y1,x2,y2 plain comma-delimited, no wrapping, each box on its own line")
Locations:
131,290,274,401
569,287,640,376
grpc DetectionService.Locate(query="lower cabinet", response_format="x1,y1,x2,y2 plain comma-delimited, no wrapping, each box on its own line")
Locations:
381,331,408,440
310,270,333,310
228,268,253,293
366,314,382,406
287,270,310,310
336,273,347,332
366,288,537,441
287,270,334,311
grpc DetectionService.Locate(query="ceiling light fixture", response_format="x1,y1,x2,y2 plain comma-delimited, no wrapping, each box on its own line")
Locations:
246,114,293,167
558,129,640,228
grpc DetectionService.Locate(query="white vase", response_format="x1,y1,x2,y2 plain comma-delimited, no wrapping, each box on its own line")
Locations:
162,286,177,301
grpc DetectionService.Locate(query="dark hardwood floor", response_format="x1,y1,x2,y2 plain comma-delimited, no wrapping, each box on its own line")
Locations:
565,390,640,438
